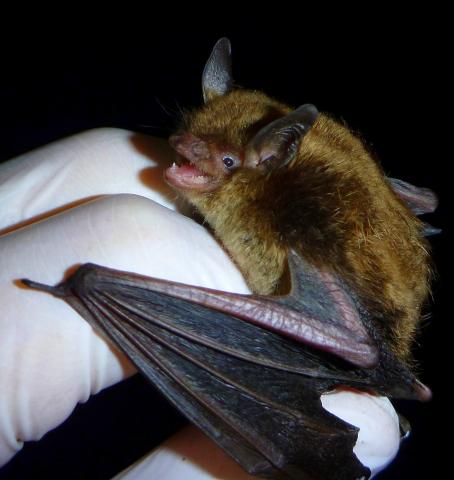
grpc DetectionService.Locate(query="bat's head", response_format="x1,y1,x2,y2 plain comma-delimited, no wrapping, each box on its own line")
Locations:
165,38,319,197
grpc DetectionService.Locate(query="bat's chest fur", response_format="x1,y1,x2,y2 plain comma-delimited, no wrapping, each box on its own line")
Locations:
202,199,287,295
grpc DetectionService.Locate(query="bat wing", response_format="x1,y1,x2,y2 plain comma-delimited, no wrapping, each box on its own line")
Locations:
388,177,441,236
388,177,438,215
21,251,429,479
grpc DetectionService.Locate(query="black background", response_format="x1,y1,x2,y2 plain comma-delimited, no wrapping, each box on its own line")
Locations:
0,14,448,480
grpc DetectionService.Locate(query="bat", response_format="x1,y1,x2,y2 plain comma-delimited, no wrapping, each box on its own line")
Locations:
21,38,438,479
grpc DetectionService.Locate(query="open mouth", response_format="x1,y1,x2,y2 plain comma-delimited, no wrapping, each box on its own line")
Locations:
165,155,217,191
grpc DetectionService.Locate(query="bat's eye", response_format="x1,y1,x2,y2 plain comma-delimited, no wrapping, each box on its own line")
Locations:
223,156,237,169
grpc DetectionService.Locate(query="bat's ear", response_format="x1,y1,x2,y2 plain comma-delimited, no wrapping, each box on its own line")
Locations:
245,104,319,171
202,38,234,103
388,177,438,215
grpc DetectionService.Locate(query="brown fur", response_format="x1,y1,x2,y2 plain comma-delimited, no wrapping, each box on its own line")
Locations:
177,90,432,362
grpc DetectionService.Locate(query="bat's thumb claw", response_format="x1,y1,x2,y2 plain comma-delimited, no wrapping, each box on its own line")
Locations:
20,278,66,297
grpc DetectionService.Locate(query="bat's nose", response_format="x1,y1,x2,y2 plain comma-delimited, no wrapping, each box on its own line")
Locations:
168,133,184,149
168,132,208,160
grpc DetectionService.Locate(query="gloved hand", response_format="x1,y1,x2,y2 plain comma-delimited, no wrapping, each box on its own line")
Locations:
0,128,401,479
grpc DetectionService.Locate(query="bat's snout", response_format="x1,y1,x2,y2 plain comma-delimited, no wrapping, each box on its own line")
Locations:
168,132,209,162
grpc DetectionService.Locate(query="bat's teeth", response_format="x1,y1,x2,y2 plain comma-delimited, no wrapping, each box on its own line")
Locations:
191,174,211,184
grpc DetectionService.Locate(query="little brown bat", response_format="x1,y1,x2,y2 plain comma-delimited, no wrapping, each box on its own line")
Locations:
22,38,438,479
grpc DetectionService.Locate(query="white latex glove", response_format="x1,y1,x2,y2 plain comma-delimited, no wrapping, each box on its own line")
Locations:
0,128,401,479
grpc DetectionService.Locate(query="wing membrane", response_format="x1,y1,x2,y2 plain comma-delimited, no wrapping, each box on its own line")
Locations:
22,256,430,478
57,266,368,480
